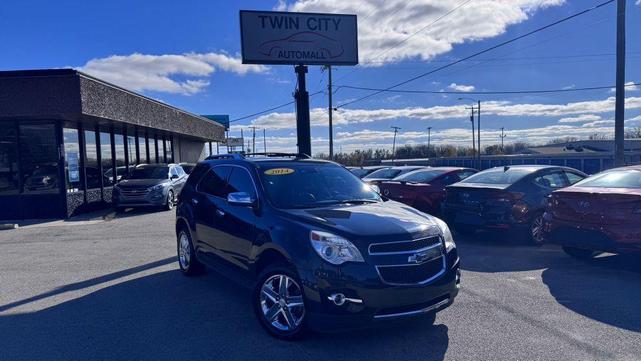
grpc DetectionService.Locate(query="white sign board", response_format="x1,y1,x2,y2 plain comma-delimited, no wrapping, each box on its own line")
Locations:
240,10,358,66
223,137,244,147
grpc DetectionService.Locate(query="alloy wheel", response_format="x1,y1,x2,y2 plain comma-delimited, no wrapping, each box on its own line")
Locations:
260,274,305,331
530,215,545,244
178,232,191,269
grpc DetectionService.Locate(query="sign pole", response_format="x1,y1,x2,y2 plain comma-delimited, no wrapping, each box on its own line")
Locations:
295,65,312,156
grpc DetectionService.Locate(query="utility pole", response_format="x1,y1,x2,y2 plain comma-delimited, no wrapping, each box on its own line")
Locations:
263,129,267,153
500,127,507,151
240,128,244,154
324,65,334,159
391,126,401,163
614,0,626,166
466,106,476,159
477,100,481,169
251,126,257,155
427,127,432,157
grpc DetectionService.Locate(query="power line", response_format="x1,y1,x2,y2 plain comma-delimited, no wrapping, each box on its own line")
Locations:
336,0,616,109
334,82,641,95
230,91,324,123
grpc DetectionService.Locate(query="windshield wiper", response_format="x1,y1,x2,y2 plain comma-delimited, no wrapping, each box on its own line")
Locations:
324,199,379,205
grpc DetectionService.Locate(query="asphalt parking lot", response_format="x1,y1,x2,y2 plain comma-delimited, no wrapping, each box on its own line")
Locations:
0,209,640,361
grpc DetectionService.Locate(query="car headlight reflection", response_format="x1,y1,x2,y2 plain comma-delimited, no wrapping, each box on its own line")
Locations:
310,230,364,265
433,217,456,252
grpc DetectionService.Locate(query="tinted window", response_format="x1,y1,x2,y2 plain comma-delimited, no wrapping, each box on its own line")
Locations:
84,130,100,189
199,166,231,197
20,123,58,194
364,168,400,179
129,166,169,180
458,171,476,180
350,168,369,178
170,167,179,178
461,168,532,185
533,172,567,189
259,164,380,209
565,172,584,185
574,170,641,188
63,127,81,192
227,168,256,197
396,169,447,183
0,124,18,195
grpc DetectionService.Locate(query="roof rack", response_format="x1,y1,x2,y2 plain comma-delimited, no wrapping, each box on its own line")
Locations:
205,153,245,161
245,152,311,159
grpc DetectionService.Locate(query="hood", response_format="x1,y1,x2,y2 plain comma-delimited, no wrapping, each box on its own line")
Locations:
117,179,167,188
281,200,440,245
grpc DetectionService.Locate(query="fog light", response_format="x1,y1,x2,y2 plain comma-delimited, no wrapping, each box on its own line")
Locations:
328,293,363,306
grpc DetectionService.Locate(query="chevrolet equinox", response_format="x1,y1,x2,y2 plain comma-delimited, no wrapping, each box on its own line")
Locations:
175,153,460,339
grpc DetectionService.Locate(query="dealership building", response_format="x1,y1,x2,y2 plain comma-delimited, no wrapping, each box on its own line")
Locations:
0,69,225,220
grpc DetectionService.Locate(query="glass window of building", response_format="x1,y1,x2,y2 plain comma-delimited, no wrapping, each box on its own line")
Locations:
149,134,157,163
19,123,59,194
127,134,137,166
165,137,173,163
100,131,114,186
114,132,125,181
63,127,81,192
0,123,19,195
138,133,148,164
84,129,100,189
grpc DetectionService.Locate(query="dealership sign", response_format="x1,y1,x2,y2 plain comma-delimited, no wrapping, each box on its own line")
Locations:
240,10,358,66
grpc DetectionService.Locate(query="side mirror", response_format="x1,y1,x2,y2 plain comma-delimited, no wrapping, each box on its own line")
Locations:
227,192,256,207
369,184,381,194
171,174,179,180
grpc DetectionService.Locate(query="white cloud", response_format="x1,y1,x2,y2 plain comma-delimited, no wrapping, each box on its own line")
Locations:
78,52,268,95
610,81,639,93
247,96,641,130
447,83,475,92
558,114,601,123
281,0,564,65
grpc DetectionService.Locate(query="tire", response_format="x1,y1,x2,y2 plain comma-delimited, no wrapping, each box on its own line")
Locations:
164,190,175,211
177,227,203,276
528,213,546,246
563,246,600,260
253,264,308,340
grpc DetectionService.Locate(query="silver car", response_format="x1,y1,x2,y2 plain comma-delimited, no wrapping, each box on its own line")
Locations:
112,163,187,211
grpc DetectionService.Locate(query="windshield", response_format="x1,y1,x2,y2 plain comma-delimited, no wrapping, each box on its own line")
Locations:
461,168,532,185
128,166,169,180
396,169,447,183
363,167,400,180
258,163,381,209
574,169,641,188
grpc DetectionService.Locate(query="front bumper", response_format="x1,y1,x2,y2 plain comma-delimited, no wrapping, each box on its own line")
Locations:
299,250,460,332
113,188,166,208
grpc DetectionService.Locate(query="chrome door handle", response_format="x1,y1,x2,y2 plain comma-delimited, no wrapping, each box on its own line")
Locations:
215,209,225,217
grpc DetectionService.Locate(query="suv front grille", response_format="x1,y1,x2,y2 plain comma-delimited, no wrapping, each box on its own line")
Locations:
120,188,150,197
369,235,446,286
369,235,441,255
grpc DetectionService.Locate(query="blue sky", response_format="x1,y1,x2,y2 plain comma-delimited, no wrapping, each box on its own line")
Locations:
1,0,640,154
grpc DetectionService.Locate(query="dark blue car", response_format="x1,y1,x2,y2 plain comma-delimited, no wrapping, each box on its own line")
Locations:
175,154,460,339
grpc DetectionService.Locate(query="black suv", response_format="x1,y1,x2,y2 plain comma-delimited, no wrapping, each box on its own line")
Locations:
175,154,460,339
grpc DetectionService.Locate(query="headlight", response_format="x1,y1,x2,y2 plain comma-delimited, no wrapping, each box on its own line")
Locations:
310,230,364,265
432,217,456,252
149,184,164,192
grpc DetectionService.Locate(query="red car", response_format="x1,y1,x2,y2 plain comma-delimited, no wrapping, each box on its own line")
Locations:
379,167,477,215
543,165,641,259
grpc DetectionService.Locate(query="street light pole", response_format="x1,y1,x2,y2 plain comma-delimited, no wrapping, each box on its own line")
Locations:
391,126,401,163
614,0,626,166
327,65,334,160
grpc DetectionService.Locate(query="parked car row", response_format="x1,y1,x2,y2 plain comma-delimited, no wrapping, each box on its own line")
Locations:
359,163,641,260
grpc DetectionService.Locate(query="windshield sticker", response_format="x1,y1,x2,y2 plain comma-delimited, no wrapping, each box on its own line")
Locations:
264,168,295,176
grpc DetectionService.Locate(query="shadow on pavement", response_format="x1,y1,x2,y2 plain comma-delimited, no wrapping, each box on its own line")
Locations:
0,269,449,361
542,254,641,333
454,231,560,273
